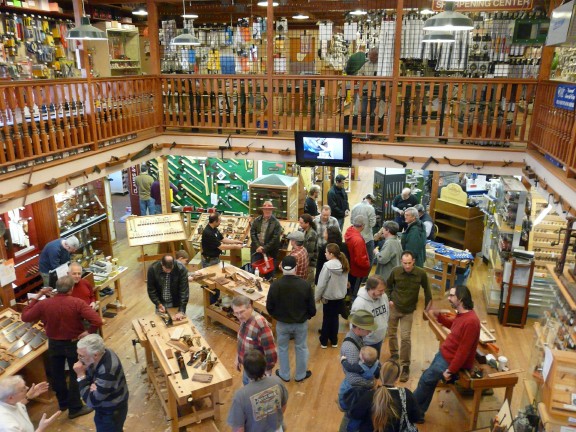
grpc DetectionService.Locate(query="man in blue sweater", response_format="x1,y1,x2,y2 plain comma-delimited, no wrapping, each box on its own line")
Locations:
39,236,80,287
74,334,129,432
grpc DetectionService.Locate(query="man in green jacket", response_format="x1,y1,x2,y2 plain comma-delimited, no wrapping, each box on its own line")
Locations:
386,251,431,382
401,207,427,267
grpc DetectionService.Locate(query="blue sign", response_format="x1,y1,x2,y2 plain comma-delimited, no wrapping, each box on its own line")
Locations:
554,84,576,111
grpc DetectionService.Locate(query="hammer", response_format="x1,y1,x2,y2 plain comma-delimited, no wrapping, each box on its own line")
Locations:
229,172,249,186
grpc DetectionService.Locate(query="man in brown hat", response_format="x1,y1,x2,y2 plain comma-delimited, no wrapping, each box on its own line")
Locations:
250,201,283,275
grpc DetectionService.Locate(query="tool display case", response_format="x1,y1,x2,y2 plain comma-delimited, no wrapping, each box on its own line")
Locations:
148,156,254,215
249,174,299,220
188,214,250,246
85,23,141,77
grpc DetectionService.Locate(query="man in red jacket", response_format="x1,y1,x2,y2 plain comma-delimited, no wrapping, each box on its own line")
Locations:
413,285,480,423
344,215,371,299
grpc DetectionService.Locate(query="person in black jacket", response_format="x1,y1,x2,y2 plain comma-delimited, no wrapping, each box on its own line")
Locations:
266,256,316,382
146,254,189,320
304,185,321,216
250,201,283,273
348,359,421,432
327,174,350,230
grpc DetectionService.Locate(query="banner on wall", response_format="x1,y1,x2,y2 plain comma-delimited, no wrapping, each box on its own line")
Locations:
432,0,533,11
553,84,576,111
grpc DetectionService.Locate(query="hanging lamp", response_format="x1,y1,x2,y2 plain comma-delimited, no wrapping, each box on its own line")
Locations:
422,32,456,43
67,0,107,41
132,6,148,16
423,2,473,31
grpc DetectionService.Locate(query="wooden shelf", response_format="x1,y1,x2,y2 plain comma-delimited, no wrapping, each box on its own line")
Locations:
434,200,484,254
0,4,73,20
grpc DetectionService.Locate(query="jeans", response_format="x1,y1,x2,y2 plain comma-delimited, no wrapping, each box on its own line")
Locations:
414,351,449,414
276,321,309,381
139,198,155,216
319,300,342,346
48,339,83,412
388,306,415,368
94,401,128,432
337,218,345,231
348,275,362,299
154,204,163,215
365,240,375,267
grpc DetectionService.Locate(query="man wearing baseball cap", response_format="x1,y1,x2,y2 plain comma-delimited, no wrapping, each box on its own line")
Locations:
287,231,309,279
328,174,350,230
39,235,81,287
337,310,378,430
250,201,283,275
266,256,316,383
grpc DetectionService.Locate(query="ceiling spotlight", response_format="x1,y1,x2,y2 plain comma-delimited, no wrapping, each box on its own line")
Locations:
257,1,279,6
292,13,309,20
350,9,368,16
423,2,473,31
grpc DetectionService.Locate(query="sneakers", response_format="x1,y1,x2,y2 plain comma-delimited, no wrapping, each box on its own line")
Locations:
275,369,290,383
399,366,410,382
320,344,328,349
332,343,338,348
69,406,93,419
295,370,312,382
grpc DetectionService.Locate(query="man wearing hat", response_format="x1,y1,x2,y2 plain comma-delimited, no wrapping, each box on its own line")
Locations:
328,174,350,230
287,231,309,279
337,310,378,429
350,193,377,267
266,256,316,382
250,201,283,275
344,215,371,298
39,235,81,287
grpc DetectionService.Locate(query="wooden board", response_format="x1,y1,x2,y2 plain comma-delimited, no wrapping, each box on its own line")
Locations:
232,285,265,302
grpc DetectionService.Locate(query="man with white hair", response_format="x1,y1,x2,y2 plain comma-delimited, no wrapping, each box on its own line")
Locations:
0,376,60,432
350,193,377,266
402,207,427,268
266,256,316,383
73,334,129,432
68,262,97,309
391,188,418,232
39,235,80,287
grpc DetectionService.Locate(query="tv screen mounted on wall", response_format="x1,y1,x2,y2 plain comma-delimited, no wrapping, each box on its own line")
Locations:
294,131,353,168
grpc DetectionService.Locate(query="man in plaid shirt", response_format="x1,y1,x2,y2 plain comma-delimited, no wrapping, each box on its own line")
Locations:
287,231,309,279
232,295,277,385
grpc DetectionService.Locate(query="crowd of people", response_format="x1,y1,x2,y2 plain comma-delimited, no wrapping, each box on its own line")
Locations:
2,175,482,432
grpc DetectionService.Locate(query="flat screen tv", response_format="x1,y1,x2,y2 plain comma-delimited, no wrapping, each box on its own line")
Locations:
294,131,352,167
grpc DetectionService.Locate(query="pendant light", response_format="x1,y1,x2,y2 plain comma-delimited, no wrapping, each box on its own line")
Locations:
257,1,279,6
292,13,309,20
171,0,200,46
423,2,473,31
132,6,148,16
422,32,456,43
67,1,107,41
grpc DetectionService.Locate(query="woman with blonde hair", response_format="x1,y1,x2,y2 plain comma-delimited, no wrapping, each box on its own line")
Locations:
315,243,349,348
348,360,421,431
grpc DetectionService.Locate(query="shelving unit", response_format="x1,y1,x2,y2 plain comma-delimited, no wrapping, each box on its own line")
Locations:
498,258,535,328
249,174,299,220
433,199,484,253
85,23,141,77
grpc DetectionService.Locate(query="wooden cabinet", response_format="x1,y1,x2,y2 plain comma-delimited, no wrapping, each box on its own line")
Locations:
543,349,576,421
433,199,484,254
498,258,535,328
249,174,299,220
86,24,141,77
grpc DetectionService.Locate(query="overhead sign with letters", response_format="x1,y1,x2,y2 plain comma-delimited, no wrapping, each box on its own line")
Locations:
554,84,576,111
432,0,534,11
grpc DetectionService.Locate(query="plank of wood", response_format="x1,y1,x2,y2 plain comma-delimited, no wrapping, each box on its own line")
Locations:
487,368,524,378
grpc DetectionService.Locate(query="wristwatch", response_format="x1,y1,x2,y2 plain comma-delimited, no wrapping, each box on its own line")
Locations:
76,376,86,382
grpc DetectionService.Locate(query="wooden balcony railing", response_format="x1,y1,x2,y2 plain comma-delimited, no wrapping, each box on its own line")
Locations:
160,75,537,147
528,81,576,178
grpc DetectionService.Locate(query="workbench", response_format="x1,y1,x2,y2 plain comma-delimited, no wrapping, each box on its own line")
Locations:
425,246,471,296
0,308,52,401
132,314,232,431
424,310,518,430
195,262,273,333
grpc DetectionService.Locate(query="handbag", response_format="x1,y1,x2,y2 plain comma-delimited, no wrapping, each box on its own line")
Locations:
398,387,418,432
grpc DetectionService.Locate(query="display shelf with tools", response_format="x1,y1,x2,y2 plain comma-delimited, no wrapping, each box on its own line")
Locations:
194,262,274,333
132,313,232,432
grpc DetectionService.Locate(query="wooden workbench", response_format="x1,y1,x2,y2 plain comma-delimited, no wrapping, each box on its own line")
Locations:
425,246,471,296
132,314,232,431
424,310,518,430
195,262,273,332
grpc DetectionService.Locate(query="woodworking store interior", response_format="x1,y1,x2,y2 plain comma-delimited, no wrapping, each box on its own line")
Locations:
0,0,576,430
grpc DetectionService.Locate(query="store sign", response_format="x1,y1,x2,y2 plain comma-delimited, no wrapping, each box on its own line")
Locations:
432,0,533,11
554,84,576,111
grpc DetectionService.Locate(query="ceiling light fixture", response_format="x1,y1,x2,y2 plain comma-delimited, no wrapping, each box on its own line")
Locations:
422,32,456,43
132,6,148,16
423,2,473,31
257,1,279,6
67,0,107,41
171,0,200,46
350,9,368,16
292,13,309,20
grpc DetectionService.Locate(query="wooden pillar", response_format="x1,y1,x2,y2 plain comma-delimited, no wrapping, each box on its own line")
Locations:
429,170,440,218
147,0,164,133
388,0,404,142
266,0,274,137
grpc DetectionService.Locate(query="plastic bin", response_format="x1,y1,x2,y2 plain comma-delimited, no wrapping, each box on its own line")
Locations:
252,254,274,275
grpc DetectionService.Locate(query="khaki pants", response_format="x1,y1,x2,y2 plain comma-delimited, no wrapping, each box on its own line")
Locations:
388,306,414,368
306,266,315,288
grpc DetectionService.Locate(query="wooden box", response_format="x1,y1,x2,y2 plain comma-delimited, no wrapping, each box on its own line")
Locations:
542,349,576,420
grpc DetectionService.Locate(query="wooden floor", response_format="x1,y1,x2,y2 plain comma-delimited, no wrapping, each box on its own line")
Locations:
27,166,535,432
